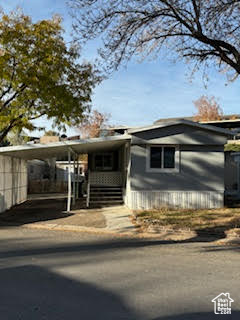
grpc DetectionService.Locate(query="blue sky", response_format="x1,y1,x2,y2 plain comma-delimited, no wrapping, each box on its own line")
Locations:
1,0,240,136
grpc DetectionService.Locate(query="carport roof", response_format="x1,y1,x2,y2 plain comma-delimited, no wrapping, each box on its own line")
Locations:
0,135,131,160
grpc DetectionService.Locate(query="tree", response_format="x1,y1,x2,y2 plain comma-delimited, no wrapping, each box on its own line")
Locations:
0,9,98,144
6,128,30,146
44,130,59,136
69,0,240,80
193,95,223,122
77,109,111,139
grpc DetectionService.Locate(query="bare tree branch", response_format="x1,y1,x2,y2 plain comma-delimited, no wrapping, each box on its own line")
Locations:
69,0,240,80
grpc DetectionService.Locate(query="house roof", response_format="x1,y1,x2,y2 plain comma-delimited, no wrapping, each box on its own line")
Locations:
155,114,240,123
127,119,234,136
0,135,131,160
154,116,194,123
201,118,240,129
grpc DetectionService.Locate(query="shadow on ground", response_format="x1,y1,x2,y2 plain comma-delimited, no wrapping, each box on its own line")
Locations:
0,265,239,319
2,198,240,244
0,236,238,261
0,198,106,228
0,198,71,226
0,265,138,320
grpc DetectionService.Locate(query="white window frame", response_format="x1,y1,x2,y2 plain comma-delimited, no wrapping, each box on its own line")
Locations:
94,153,114,171
146,145,180,173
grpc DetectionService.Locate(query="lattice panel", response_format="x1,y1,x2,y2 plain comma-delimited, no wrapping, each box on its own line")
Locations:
90,172,122,186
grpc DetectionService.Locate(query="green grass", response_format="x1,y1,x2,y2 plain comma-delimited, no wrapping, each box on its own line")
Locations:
135,207,240,230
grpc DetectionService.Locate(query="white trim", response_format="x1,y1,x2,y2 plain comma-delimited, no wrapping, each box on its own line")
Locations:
146,145,180,173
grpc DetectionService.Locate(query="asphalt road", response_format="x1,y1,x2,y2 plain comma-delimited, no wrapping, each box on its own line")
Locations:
0,227,239,320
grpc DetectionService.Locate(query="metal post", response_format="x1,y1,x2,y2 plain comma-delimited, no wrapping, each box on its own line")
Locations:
67,149,72,212
76,157,79,199
72,155,76,206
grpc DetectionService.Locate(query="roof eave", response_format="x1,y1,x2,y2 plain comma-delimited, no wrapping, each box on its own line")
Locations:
128,119,234,136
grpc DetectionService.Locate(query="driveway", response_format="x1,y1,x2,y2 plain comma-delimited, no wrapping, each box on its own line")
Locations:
0,198,136,234
0,198,107,228
0,227,239,319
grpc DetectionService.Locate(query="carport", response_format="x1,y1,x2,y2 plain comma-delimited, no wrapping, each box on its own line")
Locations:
0,135,131,213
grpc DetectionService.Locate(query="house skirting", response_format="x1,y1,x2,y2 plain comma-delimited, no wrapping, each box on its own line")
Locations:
125,190,224,210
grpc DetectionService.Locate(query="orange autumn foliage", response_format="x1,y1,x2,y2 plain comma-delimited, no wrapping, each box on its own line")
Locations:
78,109,111,139
194,96,223,122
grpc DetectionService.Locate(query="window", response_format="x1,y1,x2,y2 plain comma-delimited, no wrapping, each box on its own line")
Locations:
163,147,175,168
147,146,179,172
150,147,162,168
94,153,113,171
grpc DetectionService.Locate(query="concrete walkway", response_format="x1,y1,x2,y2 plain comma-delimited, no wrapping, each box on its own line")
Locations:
23,205,138,236
101,206,138,234
28,205,138,236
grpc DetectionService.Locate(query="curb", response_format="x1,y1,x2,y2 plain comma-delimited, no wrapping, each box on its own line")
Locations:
22,222,182,239
22,222,149,238
22,222,240,244
20,222,217,241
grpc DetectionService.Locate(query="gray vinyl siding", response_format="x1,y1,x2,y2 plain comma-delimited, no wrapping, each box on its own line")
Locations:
224,152,238,191
132,124,228,145
124,123,229,209
130,144,224,192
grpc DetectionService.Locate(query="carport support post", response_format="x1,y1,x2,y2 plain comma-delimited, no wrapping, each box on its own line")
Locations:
76,157,79,199
67,149,71,212
73,155,76,206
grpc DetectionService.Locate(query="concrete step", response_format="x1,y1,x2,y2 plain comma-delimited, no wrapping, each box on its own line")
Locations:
90,196,122,201
90,188,122,192
90,200,124,204
91,185,122,187
91,195,122,199
89,203,124,208
89,186,123,206
90,191,122,195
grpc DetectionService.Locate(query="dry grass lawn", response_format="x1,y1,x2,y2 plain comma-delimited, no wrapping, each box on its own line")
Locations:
136,207,240,231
